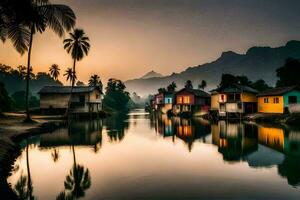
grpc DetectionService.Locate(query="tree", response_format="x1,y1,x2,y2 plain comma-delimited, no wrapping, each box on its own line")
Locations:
0,82,11,113
76,81,85,86
63,28,90,116
198,80,207,90
167,82,177,92
49,64,60,80
1,0,76,122
276,58,300,87
219,74,238,88
251,79,271,92
185,80,193,89
64,68,76,85
103,79,131,111
88,74,103,91
158,88,166,93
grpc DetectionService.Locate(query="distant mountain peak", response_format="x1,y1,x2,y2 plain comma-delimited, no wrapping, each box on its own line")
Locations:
140,70,163,79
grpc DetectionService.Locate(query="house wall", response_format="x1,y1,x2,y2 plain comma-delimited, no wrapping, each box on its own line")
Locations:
258,96,284,113
176,92,195,105
283,90,300,113
211,94,219,110
40,93,70,109
241,92,257,102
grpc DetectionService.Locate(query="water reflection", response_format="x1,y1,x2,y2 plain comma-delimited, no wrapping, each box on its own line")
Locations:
8,111,300,199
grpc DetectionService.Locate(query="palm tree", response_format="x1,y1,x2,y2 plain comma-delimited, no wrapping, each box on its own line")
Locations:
2,0,76,122
63,28,90,116
64,68,76,85
185,80,193,89
167,81,177,92
88,74,102,90
198,80,207,90
49,64,60,80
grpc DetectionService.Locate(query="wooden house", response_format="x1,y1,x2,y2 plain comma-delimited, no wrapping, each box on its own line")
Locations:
257,86,300,114
210,84,258,117
39,86,103,114
173,88,210,115
162,92,175,113
153,92,164,111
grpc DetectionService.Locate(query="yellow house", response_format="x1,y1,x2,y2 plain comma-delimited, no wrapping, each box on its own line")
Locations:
210,84,258,117
257,86,300,114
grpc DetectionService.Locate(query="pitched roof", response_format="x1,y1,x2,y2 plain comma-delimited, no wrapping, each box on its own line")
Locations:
211,84,258,94
257,86,300,97
176,88,210,98
39,86,102,94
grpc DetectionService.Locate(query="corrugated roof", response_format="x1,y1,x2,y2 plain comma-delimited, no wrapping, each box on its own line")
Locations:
39,86,102,94
211,84,258,94
257,86,299,97
176,88,210,98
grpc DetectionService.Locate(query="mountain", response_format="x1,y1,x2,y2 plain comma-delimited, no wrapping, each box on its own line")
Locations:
140,70,163,79
125,40,300,96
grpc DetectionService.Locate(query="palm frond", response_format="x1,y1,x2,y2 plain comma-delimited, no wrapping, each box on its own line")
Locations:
7,23,30,55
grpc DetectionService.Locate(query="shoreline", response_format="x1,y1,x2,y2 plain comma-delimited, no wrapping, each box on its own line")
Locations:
0,116,65,199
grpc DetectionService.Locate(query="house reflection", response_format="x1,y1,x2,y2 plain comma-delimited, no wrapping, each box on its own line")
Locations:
39,120,103,148
212,121,258,162
153,114,211,151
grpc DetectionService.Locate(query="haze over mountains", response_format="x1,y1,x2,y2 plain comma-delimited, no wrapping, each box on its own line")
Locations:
125,40,300,96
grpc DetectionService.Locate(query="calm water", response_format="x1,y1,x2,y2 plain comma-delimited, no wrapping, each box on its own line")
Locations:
8,109,300,200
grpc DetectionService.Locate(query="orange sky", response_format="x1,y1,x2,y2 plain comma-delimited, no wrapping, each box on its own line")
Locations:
1,0,300,84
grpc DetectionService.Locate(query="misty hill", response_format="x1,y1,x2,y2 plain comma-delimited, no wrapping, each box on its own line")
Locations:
140,70,163,79
125,40,300,96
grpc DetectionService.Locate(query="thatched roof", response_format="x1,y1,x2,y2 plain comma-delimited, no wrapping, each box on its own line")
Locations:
39,86,102,94
211,84,258,94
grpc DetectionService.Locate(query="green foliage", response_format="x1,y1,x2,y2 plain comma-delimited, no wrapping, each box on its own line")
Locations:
219,73,271,91
0,82,12,112
276,58,300,87
0,63,62,95
158,87,167,93
11,91,39,110
103,79,131,111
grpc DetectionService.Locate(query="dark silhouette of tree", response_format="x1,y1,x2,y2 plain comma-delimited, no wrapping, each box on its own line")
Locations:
88,74,103,91
51,148,60,163
276,58,300,87
158,87,166,93
76,81,85,86
49,64,60,80
198,80,207,90
103,79,130,111
63,28,90,116
251,79,271,92
64,68,76,85
0,82,11,113
219,74,238,88
167,82,176,92
64,143,91,199
2,0,76,122
185,80,193,89
236,75,252,86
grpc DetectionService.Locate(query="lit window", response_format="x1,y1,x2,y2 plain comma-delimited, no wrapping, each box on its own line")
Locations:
183,96,190,104
264,98,269,103
273,97,279,104
177,97,183,104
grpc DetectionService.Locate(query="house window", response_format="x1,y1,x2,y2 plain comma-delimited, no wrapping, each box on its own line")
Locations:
228,94,235,101
177,97,183,104
264,98,269,103
288,96,297,104
96,94,99,99
235,94,241,101
183,96,190,104
221,94,225,101
273,97,279,104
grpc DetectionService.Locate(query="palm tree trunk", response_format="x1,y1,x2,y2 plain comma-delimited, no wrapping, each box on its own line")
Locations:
25,27,34,122
64,58,76,119
26,141,33,199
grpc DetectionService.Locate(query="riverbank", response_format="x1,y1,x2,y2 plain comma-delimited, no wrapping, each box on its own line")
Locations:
245,113,300,127
0,113,64,199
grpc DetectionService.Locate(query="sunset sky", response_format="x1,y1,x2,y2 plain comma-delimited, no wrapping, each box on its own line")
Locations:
1,0,300,84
